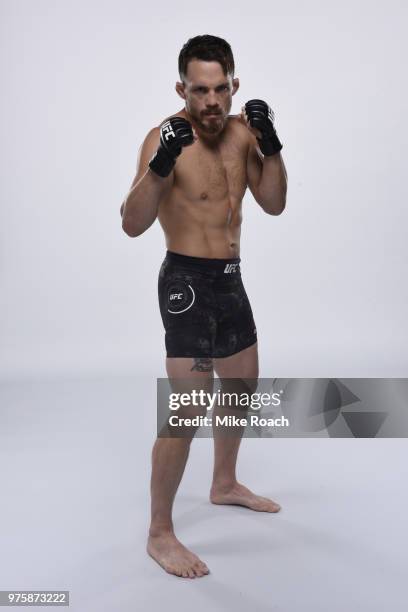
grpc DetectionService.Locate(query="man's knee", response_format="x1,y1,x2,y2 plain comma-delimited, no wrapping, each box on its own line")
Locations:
218,375,258,395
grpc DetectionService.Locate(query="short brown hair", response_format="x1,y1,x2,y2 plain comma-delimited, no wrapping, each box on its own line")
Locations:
178,35,235,80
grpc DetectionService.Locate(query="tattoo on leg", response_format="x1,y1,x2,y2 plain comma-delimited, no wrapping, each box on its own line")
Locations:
191,358,213,372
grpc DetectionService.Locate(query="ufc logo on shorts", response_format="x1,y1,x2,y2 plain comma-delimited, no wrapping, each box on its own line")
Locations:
162,120,175,141
170,293,183,300
224,263,239,273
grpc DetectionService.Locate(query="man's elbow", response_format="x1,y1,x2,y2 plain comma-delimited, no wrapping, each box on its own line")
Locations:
119,202,141,237
261,194,286,216
122,209,155,237
122,218,144,237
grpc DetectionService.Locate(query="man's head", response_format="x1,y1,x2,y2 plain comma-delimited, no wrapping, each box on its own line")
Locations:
176,35,239,135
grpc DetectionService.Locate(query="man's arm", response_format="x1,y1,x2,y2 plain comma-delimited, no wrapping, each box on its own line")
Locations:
120,128,174,237
246,134,288,215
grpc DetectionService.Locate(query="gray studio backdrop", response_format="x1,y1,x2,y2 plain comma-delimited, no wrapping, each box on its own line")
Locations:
1,0,407,381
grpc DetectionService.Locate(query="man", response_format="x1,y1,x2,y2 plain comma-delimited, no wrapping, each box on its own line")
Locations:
121,35,287,579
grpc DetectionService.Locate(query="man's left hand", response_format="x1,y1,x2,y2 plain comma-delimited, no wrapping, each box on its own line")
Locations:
241,99,283,156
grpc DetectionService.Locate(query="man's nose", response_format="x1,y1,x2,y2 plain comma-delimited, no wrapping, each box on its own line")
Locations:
205,90,218,107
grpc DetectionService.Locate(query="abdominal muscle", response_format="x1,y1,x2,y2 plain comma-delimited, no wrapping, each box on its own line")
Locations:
158,192,243,259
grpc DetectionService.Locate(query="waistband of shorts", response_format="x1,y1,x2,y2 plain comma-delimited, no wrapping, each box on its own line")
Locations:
165,250,241,272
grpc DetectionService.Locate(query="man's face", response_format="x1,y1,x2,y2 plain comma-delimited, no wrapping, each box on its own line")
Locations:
176,60,239,134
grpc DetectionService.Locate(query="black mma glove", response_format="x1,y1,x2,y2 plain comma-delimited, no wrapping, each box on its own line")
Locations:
149,117,194,177
244,99,282,156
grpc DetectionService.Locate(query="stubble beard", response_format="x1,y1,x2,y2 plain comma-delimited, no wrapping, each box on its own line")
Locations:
188,104,229,135
200,113,227,135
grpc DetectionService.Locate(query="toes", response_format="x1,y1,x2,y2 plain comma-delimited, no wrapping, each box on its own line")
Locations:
260,496,281,510
150,543,209,578
251,500,273,512
165,563,189,578
199,562,210,575
265,500,281,511
193,563,205,577
262,503,279,512
189,556,209,577
250,498,281,512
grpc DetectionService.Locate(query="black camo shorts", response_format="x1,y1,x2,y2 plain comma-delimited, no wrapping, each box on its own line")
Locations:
158,250,257,358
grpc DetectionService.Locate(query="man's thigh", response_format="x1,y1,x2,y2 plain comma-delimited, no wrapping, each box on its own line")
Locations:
165,357,214,426
213,342,259,379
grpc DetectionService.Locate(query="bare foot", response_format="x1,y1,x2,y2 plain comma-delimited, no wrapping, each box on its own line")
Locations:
147,531,210,578
210,482,281,512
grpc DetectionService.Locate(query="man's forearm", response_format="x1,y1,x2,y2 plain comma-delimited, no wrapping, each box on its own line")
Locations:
257,152,287,215
121,170,169,237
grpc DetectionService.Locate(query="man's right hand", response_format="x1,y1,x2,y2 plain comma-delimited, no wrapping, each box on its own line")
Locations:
149,117,195,177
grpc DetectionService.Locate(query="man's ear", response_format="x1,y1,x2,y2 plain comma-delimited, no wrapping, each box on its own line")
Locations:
232,77,240,96
175,81,186,100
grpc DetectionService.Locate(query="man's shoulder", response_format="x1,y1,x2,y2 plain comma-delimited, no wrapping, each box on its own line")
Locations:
228,113,249,132
226,114,252,145
227,113,242,123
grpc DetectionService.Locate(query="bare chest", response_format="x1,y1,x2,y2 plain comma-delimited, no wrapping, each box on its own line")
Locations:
173,137,248,202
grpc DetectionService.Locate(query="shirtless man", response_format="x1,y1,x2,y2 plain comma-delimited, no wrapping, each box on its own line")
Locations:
120,35,287,578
